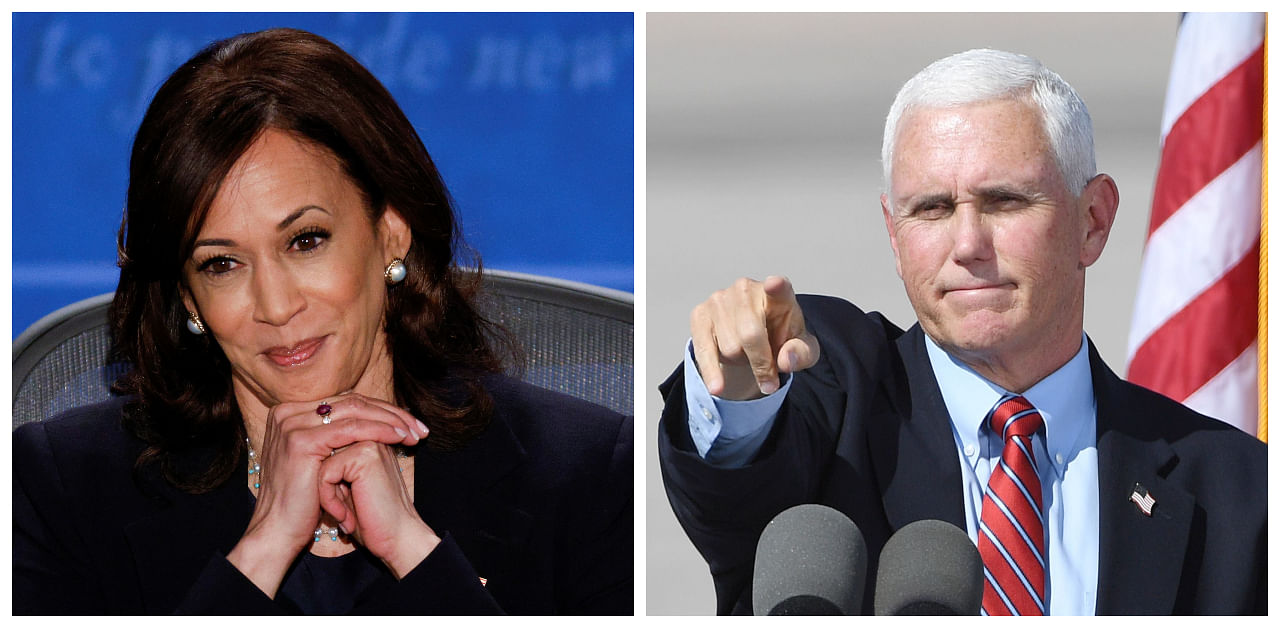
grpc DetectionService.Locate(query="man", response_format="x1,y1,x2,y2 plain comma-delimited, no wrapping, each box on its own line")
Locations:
658,49,1266,615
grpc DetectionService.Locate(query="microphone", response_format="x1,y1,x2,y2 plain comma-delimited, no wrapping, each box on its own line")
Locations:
752,504,868,615
874,519,983,615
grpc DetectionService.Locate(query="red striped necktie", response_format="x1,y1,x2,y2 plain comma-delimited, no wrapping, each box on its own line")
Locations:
978,395,1046,616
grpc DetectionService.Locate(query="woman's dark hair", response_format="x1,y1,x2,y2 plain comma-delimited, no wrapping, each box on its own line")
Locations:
111,28,509,493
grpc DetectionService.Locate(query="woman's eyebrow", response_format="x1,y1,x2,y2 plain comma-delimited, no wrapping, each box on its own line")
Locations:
192,237,235,249
192,205,332,249
277,205,330,230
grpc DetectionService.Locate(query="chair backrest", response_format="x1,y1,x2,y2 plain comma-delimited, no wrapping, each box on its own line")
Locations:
12,269,632,429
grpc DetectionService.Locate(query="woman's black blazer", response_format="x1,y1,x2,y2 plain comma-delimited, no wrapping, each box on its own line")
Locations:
14,376,633,614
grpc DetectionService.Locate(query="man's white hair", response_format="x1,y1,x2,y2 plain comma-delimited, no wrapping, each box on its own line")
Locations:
881,48,1095,203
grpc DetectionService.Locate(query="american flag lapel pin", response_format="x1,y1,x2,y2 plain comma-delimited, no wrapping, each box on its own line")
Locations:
1129,482,1156,517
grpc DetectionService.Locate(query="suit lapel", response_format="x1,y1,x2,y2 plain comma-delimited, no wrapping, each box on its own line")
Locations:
1089,346,1193,615
413,405,531,591
872,326,967,531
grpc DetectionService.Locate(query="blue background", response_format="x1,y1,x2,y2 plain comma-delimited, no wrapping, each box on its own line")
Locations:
12,12,634,338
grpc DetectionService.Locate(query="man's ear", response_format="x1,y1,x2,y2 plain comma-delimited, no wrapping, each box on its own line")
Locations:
882,193,904,279
1078,173,1119,268
378,206,412,261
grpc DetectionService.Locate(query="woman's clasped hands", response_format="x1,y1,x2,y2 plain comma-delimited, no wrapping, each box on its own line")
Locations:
228,393,440,596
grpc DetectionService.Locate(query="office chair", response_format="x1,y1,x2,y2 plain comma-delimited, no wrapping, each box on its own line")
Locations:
13,269,633,429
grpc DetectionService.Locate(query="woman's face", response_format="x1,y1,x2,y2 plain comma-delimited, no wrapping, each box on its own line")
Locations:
182,129,410,416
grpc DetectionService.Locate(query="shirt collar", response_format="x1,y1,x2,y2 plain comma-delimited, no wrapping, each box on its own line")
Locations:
923,332,1095,469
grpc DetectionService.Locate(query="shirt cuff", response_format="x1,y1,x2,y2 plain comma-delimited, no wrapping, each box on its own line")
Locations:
682,339,791,464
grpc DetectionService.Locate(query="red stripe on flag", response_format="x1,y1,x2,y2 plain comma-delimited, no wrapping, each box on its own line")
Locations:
1147,46,1263,236
1128,240,1260,400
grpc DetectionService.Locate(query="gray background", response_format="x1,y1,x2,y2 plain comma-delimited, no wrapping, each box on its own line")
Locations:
646,12,1181,614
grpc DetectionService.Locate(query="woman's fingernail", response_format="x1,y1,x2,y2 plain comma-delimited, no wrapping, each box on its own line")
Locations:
760,380,778,395
416,420,429,436
395,427,408,438
338,523,350,535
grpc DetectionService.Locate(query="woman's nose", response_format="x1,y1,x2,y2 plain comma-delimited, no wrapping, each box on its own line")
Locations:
251,263,306,326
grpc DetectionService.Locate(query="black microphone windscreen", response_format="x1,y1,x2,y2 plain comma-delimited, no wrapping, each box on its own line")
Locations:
753,504,868,616
874,519,983,616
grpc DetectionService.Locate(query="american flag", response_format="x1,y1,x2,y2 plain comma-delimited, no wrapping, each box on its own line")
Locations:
1126,13,1265,438
1129,484,1156,517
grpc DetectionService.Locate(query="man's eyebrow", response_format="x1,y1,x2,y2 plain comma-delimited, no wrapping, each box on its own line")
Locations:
975,185,1034,199
901,193,954,214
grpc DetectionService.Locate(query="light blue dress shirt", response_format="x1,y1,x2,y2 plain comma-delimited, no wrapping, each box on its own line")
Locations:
682,334,1100,615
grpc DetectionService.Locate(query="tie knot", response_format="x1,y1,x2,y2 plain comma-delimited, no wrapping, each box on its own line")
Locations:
989,395,1042,440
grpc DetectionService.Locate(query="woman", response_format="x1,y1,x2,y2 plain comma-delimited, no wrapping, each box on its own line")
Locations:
13,28,632,615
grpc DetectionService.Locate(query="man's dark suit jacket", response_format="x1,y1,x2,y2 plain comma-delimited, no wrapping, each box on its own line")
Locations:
15,376,633,614
659,295,1266,615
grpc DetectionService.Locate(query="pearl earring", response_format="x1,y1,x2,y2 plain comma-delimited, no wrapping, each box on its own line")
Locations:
186,311,207,335
384,258,407,285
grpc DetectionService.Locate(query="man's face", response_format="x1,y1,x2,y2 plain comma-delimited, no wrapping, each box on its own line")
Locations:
882,99,1106,375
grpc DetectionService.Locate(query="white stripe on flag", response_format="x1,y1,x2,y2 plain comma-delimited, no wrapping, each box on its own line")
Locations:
1183,342,1259,433
1134,492,1155,511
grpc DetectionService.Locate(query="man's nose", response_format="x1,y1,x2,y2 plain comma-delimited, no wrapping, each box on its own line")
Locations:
950,206,995,264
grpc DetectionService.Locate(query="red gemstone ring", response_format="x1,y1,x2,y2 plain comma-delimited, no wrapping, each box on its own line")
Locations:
317,402,333,424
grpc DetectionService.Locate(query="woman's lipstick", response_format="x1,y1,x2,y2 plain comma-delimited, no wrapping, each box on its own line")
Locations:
263,337,325,367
